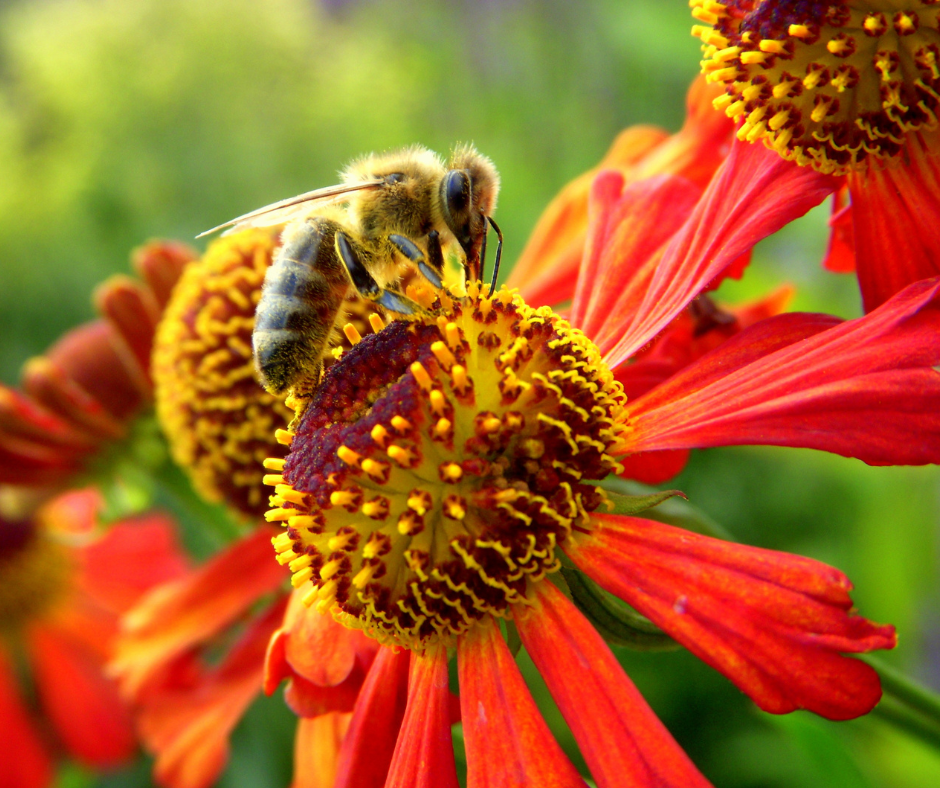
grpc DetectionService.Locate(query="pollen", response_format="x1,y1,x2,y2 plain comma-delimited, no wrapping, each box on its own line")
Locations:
693,0,940,173
267,283,627,651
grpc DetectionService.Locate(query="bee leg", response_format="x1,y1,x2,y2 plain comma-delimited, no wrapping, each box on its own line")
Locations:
388,233,444,289
335,231,424,316
487,216,503,294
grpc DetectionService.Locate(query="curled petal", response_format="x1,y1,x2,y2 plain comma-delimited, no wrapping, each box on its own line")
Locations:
458,622,584,788
566,514,896,720
621,278,940,465
515,581,711,788
385,646,458,788
334,646,410,788
602,140,838,368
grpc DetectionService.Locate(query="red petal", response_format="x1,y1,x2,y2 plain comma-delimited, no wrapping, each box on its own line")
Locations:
132,240,196,310
111,527,286,699
138,599,284,788
0,647,53,788
515,582,712,788
566,514,896,720
617,449,690,485
334,646,410,788
602,141,838,369
27,624,135,767
622,279,940,465
385,647,458,788
571,173,701,353
292,712,352,788
75,511,189,615
93,275,161,390
849,128,940,311
822,186,855,274
458,623,584,788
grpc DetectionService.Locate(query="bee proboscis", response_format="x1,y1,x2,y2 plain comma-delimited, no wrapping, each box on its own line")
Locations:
198,144,501,395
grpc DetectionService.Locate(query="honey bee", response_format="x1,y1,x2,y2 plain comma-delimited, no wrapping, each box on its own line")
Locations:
198,144,501,395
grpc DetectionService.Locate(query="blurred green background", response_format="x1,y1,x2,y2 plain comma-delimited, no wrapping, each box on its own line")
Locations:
0,1,937,787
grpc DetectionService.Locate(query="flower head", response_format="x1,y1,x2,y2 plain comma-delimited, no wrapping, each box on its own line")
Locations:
0,488,186,788
693,0,940,311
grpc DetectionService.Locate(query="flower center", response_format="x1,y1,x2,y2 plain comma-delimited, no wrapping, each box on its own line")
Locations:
0,518,71,634
693,0,940,173
266,284,627,651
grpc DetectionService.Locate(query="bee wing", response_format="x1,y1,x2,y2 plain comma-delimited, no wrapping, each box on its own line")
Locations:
196,180,384,238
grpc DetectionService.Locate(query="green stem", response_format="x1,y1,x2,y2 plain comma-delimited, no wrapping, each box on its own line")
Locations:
862,655,940,751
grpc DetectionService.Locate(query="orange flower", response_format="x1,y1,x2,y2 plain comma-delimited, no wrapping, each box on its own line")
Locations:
693,0,940,311
0,488,186,788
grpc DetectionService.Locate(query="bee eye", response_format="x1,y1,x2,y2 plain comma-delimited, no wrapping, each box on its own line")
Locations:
443,170,471,216
385,173,405,184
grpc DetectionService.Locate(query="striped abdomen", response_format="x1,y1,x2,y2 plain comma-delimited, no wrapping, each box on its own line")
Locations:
253,217,351,394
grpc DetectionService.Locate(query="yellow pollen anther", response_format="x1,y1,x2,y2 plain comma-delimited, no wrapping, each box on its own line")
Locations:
439,462,463,482
451,365,470,394
759,39,786,54
328,532,354,551
895,12,918,35
397,511,423,535
391,415,412,433
263,458,286,471
788,24,811,39
371,424,390,447
443,495,467,520
769,109,791,130
407,491,431,515
320,559,342,581
302,585,319,607
289,515,320,531
444,322,461,349
289,554,312,572
337,446,361,466
826,37,853,56
266,508,294,522
740,50,767,65
276,549,298,565
410,362,433,391
361,458,390,479
330,490,357,507
361,498,388,519
481,416,502,434
343,323,363,345
353,564,377,589
429,389,447,416
387,444,417,466
332,347,344,360
291,567,314,588
273,532,293,551
262,474,284,486
493,488,519,503
433,417,452,439
275,429,294,446
864,14,887,36
431,341,456,368
368,313,386,333
275,484,307,505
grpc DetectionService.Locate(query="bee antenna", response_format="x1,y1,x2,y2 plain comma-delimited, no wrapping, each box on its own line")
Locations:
487,216,503,295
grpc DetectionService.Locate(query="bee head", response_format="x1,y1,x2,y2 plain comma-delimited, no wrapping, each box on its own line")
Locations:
441,145,500,272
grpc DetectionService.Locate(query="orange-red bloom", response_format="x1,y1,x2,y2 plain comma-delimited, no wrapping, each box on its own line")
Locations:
693,0,940,311
261,131,928,785
0,488,186,788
